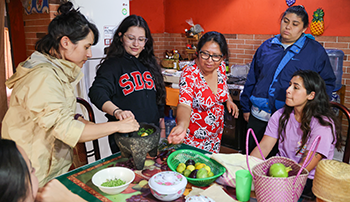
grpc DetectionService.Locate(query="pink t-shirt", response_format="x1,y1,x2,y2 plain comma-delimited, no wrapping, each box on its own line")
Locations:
265,108,336,179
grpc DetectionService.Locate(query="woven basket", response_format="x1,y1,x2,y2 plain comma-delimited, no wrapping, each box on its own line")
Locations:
246,128,321,202
161,59,174,68
167,149,226,187
312,159,350,202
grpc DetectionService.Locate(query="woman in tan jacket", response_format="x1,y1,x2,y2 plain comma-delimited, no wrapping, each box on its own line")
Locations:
1,2,139,187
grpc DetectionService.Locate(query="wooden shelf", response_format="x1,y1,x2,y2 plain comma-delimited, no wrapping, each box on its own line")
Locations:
186,36,200,60
186,37,198,41
186,49,196,53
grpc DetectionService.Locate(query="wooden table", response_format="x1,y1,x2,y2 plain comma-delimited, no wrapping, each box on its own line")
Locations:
56,144,314,202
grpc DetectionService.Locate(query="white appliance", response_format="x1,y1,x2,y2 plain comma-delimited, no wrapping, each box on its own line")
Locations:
72,0,130,162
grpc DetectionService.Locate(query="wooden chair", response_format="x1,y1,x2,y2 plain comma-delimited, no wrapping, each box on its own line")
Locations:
70,97,101,170
330,101,350,164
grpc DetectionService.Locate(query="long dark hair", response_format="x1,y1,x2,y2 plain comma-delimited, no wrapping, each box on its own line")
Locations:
99,14,165,105
0,139,33,202
35,2,99,56
278,70,342,153
196,31,229,58
281,5,309,28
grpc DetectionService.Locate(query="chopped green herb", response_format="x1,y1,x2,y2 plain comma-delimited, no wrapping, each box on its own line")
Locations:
101,178,126,187
137,128,154,136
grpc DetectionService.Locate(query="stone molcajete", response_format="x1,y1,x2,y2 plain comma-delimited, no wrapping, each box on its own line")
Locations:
114,123,160,170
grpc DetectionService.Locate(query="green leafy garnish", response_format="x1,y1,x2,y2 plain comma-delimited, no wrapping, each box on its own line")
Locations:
137,128,154,136
101,178,126,187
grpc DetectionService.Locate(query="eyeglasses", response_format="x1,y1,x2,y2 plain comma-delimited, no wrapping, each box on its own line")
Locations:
123,34,148,45
199,51,223,62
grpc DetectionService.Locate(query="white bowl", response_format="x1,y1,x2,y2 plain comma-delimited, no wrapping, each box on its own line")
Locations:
148,171,187,201
92,167,135,195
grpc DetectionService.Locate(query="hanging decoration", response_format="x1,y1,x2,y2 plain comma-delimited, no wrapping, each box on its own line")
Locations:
310,8,325,36
285,0,296,7
21,0,49,15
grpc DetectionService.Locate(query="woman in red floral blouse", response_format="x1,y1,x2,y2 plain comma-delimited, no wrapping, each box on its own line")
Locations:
167,31,239,153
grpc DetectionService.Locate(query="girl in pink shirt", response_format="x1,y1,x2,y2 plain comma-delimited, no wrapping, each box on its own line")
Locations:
250,70,343,199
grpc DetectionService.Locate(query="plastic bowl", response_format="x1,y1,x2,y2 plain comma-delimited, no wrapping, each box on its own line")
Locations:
148,171,187,201
92,167,135,195
167,149,226,187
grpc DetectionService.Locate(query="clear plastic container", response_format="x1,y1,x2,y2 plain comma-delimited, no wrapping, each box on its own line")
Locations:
326,49,344,91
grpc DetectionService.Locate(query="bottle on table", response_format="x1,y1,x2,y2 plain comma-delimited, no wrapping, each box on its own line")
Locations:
165,109,176,138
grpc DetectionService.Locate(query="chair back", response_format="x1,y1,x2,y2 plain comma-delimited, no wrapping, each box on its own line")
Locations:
70,97,101,170
330,101,350,164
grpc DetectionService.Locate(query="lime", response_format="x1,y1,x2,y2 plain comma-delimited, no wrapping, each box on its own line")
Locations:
203,165,211,173
176,163,186,174
183,169,192,177
195,163,206,170
197,168,208,179
186,165,195,172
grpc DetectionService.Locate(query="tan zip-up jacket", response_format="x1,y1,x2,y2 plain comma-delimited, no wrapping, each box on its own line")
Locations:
2,51,85,187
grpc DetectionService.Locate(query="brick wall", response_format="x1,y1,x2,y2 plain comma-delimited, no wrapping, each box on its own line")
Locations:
153,33,350,104
22,4,58,56
154,33,350,135
20,6,350,113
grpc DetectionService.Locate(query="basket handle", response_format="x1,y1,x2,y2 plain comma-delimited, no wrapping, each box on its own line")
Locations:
292,135,321,185
245,128,265,179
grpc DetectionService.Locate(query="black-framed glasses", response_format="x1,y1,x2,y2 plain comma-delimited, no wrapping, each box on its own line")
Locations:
199,51,223,62
124,34,148,45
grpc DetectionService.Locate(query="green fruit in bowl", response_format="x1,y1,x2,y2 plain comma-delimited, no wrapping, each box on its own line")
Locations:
186,165,195,172
269,163,292,177
208,171,214,177
203,165,211,173
194,162,201,167
176,163,186,174
183,169,192,177
197,168,208,179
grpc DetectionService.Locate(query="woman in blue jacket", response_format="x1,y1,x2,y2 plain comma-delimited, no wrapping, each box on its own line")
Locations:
241,5,335,156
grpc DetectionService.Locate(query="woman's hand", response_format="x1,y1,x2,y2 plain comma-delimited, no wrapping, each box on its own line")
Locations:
35,179,86,202
167,125,187,144
79,117,139,142
115,117,140,133
226,100,239,118
114,109,135,120
243,112,250,122
101,101,135,120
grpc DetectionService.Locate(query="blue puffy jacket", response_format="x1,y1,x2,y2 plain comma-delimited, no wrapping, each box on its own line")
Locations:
240,34,335,114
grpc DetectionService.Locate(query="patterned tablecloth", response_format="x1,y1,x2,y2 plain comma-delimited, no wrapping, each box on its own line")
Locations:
56,144,243,201
56,144,315,202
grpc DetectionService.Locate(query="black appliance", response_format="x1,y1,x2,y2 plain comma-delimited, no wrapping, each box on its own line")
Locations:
221,77,247,152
